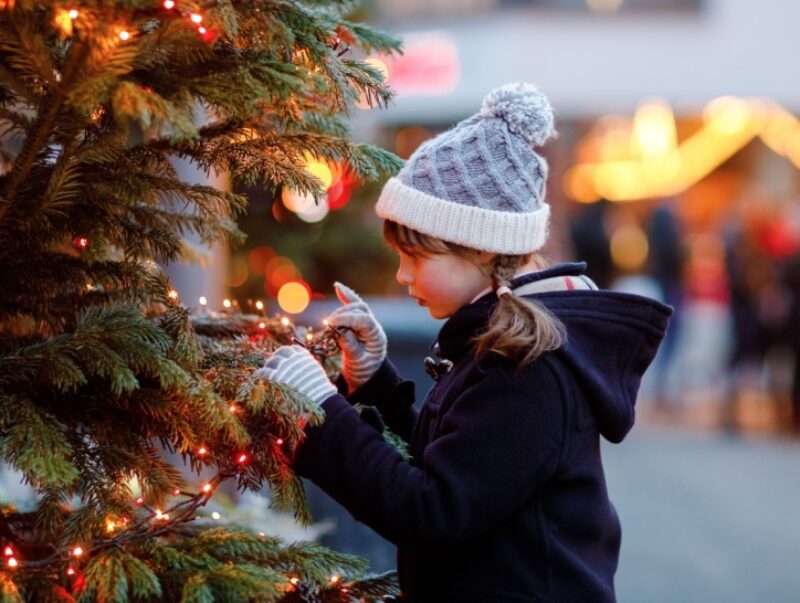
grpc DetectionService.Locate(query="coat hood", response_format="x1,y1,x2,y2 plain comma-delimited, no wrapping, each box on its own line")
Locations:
434,263,673,443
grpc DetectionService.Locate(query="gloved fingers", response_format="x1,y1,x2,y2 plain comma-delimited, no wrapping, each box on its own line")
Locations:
333,281,363,305
254,345,337,406
259,345,308,372
279,352,317,384
327,312,375,334
335,328,362,353
363,339,386,353
326,301,371,321
305,378,336,403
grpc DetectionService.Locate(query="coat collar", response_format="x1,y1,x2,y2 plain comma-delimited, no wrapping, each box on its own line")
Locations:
431,262,588,362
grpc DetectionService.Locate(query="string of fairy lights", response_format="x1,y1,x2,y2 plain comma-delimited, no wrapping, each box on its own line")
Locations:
53,1,217,42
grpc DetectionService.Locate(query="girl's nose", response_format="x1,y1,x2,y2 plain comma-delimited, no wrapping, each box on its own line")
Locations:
395,257,413,286
396,266,411,286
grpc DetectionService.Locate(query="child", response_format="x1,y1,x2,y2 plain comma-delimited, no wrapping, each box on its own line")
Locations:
257,83,672,602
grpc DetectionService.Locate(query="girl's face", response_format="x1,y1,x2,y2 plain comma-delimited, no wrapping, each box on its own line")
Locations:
395,249,494,319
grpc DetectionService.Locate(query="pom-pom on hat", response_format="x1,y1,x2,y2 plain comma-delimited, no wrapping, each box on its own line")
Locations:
376,82,557,254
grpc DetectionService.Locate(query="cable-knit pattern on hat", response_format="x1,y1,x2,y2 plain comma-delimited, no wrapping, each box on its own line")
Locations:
377,82,556,254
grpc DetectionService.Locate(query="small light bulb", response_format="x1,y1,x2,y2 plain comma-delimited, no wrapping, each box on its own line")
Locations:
163,0,175,8
330,574,340,584
228,404,237,413
322,318,330,326
72,546,84,557
105,519,116,533
281,317,290,327
305,332,313,341
198,26,207,34
255,300,264,310
66,566,76,576
190,13,202,23
68,9,78,19
258,322,266,329
211,511,221,520
258,531,265,537
135,497,144,505
168,289,179,299
276,438,284,445
198,446,207,455
7,558,17,568
3,547,12,557
202,483,212,493
199,296,208,306
237,453,248,463
173,488,180,495
222,298,232,308
118,30,130,41
289,577,300,585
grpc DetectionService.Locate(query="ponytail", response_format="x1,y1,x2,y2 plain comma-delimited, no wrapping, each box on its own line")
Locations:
471,254,566,367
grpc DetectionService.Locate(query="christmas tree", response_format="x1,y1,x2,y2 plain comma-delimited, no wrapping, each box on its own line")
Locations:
0,1,403,600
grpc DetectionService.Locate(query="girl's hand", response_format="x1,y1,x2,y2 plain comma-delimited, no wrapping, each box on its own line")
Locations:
326,282,388,394
253,345,337,407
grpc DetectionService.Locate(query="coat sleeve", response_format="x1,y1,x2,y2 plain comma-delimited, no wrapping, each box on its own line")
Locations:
292,358,567,550
334,358,418,443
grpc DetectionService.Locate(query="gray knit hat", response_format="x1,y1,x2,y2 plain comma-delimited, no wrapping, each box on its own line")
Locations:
376,82,557,254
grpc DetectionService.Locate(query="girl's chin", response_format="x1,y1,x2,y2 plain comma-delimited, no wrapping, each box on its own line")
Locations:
427,306,453,320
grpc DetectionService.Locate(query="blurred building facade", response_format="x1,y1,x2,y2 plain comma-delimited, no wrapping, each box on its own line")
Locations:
359,0,798,121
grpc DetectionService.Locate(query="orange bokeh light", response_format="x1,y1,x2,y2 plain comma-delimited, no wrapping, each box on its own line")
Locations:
277,281,311,314
248,246,277,275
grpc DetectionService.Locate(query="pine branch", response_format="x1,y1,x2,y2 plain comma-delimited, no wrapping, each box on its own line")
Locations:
2,39,88,213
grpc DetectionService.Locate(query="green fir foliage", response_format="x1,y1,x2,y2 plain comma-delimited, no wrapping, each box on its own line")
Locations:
0,0,402,600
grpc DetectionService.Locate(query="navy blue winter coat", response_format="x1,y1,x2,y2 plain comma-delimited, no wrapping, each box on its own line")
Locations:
294,263,672,602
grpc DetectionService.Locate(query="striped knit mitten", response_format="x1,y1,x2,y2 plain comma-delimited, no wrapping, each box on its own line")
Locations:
253,345,337,407
326,282,388,394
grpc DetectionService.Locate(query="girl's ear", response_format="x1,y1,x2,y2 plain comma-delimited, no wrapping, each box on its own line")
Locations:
476,251,497,270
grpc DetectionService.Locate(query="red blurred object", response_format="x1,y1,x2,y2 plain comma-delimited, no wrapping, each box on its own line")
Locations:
327,179,352,210
199,27,217,43
685,259,730,304
72,571,86,595
758,220,800,260
382,33,460,97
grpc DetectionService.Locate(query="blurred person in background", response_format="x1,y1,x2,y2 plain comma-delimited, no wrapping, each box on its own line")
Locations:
569,198,614,289
645,199,686,413
723,196,798,433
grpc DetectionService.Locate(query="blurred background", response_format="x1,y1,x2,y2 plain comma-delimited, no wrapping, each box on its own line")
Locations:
165,0,800,600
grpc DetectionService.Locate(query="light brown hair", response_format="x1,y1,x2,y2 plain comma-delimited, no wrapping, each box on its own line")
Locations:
383,220,566,367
